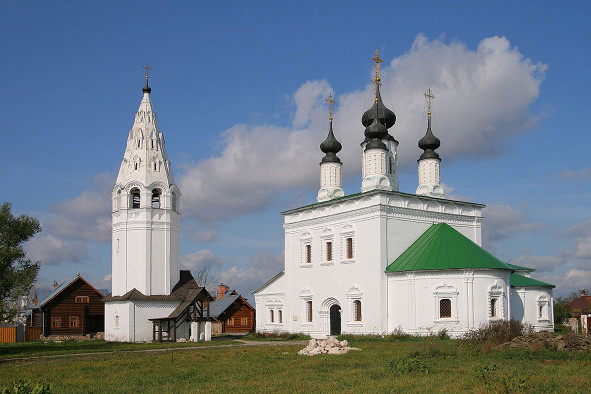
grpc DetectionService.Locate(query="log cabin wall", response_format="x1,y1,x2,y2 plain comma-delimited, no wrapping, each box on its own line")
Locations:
222,299,255,333
43,278,105,336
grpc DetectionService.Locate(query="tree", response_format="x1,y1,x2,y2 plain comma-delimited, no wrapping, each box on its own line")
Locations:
0,202,41,322
192,265,219,296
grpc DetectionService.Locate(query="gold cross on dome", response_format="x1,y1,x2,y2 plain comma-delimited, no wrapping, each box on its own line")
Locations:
325,93,336,120
424,88,435,114
371,49,383,81
143,63,152,80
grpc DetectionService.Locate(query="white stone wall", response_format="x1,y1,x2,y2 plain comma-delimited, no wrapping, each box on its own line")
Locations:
416,158,444,198
105,301,182,342
387,269,511,337
317,162,344,202
510,287,554,331
255,190,484,338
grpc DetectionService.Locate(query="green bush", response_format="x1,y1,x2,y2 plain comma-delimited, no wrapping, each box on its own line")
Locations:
461,320,530,346
1,379,51,394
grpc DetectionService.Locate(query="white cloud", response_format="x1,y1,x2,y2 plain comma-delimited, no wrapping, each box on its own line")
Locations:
564,220,591,259
178,34,546,223
482,202,541,249
180,249,223,272
26,235,88,265
558,167,591,180
509,252,568,272
25,172,113,266
219,250,284,296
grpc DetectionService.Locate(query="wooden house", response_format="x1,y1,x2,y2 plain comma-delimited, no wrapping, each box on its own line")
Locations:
209,284,255,334
29,275,107,337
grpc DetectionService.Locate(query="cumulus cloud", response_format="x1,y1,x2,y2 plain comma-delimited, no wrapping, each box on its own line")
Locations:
178,34,546,223
482,202,541,250
564,220,591,259
26,235,88,265
180,249,223,272
558,167,591,180
25,172,113,266
219,250,284,296
509,251,568,272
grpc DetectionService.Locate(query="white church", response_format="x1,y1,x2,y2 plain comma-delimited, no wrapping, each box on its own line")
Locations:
104,72,213,342
253,52,555,338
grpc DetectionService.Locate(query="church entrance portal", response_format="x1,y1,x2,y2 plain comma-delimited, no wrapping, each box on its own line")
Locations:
329,304,341,335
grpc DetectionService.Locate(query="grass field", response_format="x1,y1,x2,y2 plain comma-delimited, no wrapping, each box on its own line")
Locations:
1,338,590,393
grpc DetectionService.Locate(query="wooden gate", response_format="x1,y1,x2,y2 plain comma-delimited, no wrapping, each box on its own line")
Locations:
0,326,17,343
25,327,43,341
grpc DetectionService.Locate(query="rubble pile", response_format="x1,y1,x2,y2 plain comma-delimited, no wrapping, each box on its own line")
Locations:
501,331,591,351
298,337,361,356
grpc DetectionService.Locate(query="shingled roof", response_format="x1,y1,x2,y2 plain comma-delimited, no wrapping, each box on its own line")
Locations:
386,223,513,273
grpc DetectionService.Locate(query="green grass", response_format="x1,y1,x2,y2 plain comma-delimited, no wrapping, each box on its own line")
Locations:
1,339,590,393
0,338,237,359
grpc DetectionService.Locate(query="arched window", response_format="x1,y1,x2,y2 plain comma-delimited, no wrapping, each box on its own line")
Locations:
270,309,274,323
306,301,313,322
131,188,141,209
439,299,451,318
354,300,362,321
278,310,283,323
151,189,161,208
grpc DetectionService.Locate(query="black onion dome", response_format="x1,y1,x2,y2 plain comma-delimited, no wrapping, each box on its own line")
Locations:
418,114,441,160
364,115,388,150
142,79,151,94
361,86,396,129
320,119,342,163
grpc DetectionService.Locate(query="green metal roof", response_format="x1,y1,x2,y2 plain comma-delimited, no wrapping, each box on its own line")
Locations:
506,263,535,272
510,273,555,288
385,223,513,273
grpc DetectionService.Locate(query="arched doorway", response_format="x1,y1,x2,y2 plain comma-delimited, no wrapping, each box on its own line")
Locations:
329,304,341,336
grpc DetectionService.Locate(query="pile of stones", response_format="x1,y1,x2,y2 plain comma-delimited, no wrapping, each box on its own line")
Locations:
501,331,591,351
298,337,361,356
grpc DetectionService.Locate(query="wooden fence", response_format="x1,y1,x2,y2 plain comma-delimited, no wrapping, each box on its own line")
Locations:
0,326,42,342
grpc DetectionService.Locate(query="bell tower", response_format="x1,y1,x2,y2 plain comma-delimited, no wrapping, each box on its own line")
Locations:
111,67,181,297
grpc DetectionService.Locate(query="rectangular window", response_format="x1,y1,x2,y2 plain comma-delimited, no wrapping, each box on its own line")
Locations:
270,310,274,323
306,244,312,264
326,241,333,261
278,310,283,323
228,318,234,326
75,296,89,303
51,317,61,327
306,301,313,322
490,298,497,317
70,316,79,327
440,299,452,318
241,317,248,326
354,300,362,321
346,237,353,259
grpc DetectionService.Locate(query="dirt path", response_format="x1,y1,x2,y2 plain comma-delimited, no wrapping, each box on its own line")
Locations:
0,340,308,364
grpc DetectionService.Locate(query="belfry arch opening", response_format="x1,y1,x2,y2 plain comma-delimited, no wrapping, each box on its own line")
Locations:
130,188,141,209
151,189,162,208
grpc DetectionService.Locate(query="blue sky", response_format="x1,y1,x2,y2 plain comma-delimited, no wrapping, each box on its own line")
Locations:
1,1,590,298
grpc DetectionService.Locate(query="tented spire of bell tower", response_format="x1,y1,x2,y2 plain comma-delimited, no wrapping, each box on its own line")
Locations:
110,67,181,298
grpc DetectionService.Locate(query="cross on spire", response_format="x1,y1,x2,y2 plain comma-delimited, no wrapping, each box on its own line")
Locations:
371,49,383,81
325,93,336,120
424,88,435,115
143,63,152,81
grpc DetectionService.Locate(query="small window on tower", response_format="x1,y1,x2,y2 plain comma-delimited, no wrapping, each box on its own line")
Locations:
131,189,141,209
151,189,161,208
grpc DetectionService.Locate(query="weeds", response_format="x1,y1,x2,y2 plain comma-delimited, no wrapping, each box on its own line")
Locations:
461,320,531,346
1,379,51,394
476,365,533,393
